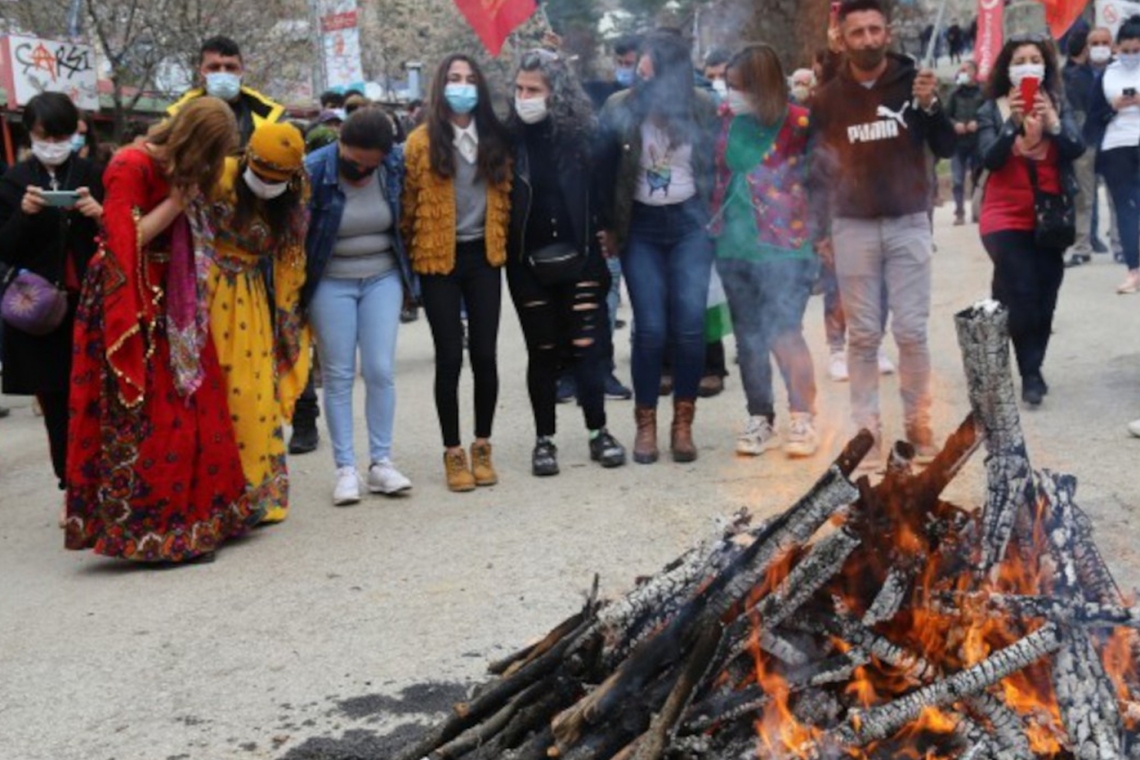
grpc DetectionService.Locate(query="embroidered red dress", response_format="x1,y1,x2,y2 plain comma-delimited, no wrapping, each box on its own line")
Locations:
65,147,258,562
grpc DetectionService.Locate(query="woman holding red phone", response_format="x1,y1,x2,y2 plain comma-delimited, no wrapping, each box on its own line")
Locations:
976,35,1084,408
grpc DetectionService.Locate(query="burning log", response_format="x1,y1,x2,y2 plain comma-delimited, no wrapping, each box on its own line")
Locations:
823,623,1064,750
397,300,1140,760
955,301,1034,581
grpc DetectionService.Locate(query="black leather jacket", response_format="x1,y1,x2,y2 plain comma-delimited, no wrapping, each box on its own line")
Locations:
976,97,1085,199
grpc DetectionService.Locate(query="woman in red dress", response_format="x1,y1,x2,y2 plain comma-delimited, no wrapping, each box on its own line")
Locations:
66,98,259,564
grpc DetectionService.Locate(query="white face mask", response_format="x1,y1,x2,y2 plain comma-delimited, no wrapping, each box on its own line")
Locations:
710,79,728,97
243,167,289,200
956,72,971,86
1120,52,1140,70
32,139,73,168
1090,45,1113,64
1009,63,1045,86
725,89,752,116
515,96,549,125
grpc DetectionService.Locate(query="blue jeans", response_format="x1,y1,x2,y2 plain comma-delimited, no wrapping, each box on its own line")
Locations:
621,200,713,405
719,257,817,421
308,272,403,468
1100,146,1140,270
951,144,978,217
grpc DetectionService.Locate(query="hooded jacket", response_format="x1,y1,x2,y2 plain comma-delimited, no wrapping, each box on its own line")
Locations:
167,86,286,147
808,53,956,231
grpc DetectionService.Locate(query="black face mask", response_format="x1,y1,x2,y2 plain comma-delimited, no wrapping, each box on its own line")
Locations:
339,153,376,182
849,46,887,72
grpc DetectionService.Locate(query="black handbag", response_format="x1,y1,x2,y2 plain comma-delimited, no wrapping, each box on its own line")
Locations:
1026,161,1075,250
526,241,585,286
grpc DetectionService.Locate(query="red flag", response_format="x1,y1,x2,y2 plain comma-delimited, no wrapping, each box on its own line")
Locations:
453,0,539,56
1040,0,1087,39
976,0,1004,82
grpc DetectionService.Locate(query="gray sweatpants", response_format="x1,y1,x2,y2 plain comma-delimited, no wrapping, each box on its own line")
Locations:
832,213,932,435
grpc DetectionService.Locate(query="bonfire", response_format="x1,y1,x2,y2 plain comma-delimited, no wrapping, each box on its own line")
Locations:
394,301,1140,760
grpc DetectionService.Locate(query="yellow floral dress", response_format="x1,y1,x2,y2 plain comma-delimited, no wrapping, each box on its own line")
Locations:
206,160,310,523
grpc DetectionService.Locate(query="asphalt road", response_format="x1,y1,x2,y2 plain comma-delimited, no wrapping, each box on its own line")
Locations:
2,204,1138,760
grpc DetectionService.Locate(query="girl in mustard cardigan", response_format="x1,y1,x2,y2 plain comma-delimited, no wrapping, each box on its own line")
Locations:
402,54,512,492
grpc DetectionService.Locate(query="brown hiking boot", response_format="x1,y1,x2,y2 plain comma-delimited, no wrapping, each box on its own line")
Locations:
444,449,476,492
671,399,698,463
470,441,498,486
633,406,659,464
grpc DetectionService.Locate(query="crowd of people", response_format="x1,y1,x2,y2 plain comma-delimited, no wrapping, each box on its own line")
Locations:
0,0,1135,565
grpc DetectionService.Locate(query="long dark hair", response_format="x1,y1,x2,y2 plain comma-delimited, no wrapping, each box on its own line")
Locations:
985,36,1062,102
426,54,510,185
632,32,701,147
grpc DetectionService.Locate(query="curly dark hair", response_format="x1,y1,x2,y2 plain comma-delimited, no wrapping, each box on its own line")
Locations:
425,54,510,185
506,48,595,154
984,36,1061,102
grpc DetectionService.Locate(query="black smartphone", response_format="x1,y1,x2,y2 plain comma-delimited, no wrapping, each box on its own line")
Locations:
1125,87,1137,97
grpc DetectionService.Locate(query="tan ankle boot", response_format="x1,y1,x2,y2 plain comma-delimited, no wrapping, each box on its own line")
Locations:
671,399,697,463
633,406,659,464
444,449,476,492
470,441,498,486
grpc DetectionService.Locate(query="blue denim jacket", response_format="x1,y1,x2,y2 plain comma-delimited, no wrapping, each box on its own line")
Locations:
301,142,414,310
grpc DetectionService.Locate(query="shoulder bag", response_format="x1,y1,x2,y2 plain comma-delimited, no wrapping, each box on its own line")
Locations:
1026,160,1075,251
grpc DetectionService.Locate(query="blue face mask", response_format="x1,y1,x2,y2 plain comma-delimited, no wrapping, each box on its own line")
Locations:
205,71,242,101
444,83,478,115
70,133,86,153
615,66,636,88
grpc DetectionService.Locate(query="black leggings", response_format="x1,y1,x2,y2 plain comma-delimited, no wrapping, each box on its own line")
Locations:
982,230,1065,379
507,259,610,438
420,240,502,448
38,390,69,490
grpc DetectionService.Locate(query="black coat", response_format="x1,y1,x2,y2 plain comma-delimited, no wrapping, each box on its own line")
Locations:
976,97,1085,203
507,122,608,283
0,155,104,395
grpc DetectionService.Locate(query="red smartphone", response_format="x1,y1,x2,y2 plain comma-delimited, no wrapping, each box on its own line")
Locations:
830,1,840,23
1020,76,1040,109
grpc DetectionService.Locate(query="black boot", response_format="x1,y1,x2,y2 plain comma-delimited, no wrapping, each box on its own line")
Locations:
532,437,559,477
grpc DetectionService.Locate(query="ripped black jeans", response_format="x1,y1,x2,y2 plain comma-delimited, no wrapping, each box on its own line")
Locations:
507,258,611,438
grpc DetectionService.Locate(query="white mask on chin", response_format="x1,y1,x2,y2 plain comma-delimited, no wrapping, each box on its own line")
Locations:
243,167,289,200
726,89,753,116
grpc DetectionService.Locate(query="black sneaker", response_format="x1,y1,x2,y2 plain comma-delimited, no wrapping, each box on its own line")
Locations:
1022,374,1045,408
589,429,627,468
532,437,559,476
399,305,419,323
1064,254,1085,268
288,425,319,455
557,376,577,404
604,374,632,400
1092,238,1108,254
0,406,9,419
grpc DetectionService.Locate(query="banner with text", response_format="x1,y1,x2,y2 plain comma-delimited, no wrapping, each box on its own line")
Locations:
1098,0,1140,38
315,0,364,90
0,35,98,110
976,0,1004,82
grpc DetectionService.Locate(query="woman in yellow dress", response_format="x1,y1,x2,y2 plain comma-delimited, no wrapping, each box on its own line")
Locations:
205,122,310,524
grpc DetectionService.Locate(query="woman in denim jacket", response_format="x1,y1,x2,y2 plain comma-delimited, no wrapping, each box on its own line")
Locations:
302,107,415,505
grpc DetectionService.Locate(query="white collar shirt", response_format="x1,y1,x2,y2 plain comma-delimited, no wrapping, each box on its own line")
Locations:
453,121,479,164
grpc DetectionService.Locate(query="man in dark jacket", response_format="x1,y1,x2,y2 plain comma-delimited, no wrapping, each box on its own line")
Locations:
1064,28,1105,266
946,60,984,224
808,0,956,466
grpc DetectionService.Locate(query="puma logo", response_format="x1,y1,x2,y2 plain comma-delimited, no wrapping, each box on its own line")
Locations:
875,102,910,128
847,102,911,144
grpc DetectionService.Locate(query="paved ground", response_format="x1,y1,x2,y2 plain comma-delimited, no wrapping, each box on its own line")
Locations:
2,204,1139,760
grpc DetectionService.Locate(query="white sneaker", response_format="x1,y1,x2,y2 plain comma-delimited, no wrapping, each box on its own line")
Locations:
333,466,361,506
784,413,819,458
878,346,896,375
1129,419,1140,438
737,416,779,456
368,459,412,495
828,350,849,382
